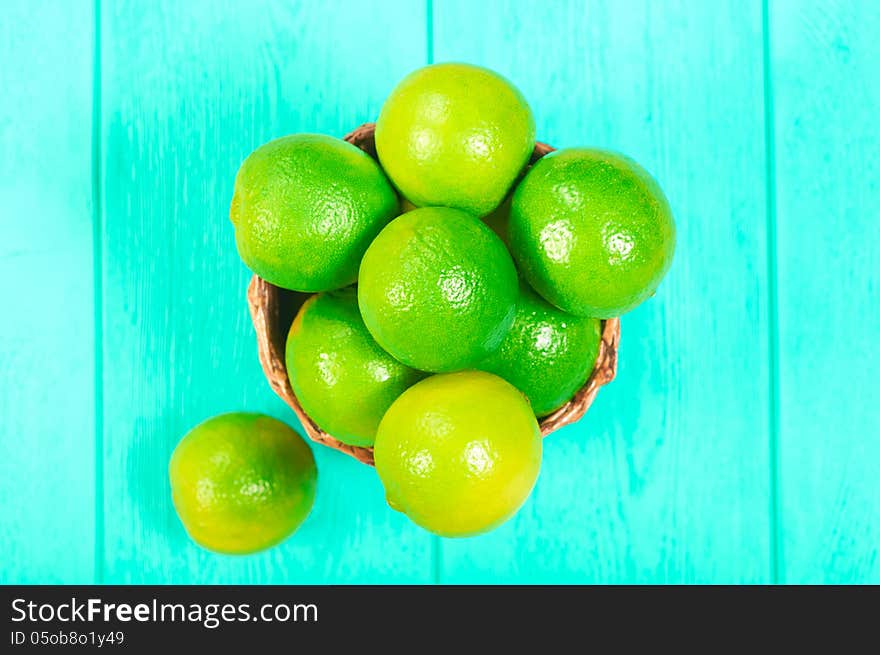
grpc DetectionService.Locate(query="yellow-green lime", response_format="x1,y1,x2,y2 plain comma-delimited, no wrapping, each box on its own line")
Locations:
479,281,602,417
230,134,398,292
358,207,518,372
169,413,317,555
286,288,425,447
509,148,676,317
374,371,542,537
375,63,535,216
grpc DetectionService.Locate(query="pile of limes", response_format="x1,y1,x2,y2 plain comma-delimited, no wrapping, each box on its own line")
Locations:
170,63,675,553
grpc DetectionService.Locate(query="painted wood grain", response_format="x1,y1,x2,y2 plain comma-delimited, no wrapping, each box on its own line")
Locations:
0,0,96,583
769,0,880,583
99,0,431,583
433,0,773,583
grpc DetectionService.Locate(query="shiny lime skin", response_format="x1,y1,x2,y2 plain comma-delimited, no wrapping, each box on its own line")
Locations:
479,281,603,417
169,413,317,555
358,207,519,372
285,288,425,447
374,371,542,537
375,63,535,216
509,148,676,318
230,133,398,292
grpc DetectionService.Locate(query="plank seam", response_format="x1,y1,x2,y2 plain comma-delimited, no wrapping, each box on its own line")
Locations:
761,0,783,585
426,0,434,64
91,0,105,586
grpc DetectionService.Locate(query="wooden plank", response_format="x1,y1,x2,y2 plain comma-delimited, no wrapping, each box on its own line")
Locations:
433,0,772,583
100,0,431,583
770,0,880,583
0,0,96,583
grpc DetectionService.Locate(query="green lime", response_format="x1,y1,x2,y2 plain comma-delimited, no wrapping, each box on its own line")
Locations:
358,207,518,372
375,63,535,216
285,288,425,447
169,413,317,555
509,148,676,317
230,134,398,292
479,281,603,416
374,371,542,537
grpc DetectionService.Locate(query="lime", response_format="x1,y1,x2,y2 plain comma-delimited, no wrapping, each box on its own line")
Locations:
230,134,398,292
286,288,425,447
169,413,317,554
509,148,676,317
375,63,535,216
374,371,542,537
479,281,603,416
358,207,518,372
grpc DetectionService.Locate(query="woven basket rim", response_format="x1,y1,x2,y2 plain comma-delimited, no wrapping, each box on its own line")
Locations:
246,122,621,466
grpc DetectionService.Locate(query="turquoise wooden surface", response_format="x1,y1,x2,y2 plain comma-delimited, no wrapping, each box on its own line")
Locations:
0,0,96,584
770,0,880,583
99,0,432,584
434,0,772,584
0,0,877,584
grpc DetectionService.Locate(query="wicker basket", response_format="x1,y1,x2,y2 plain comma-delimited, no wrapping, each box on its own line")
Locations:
247,123,621,465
